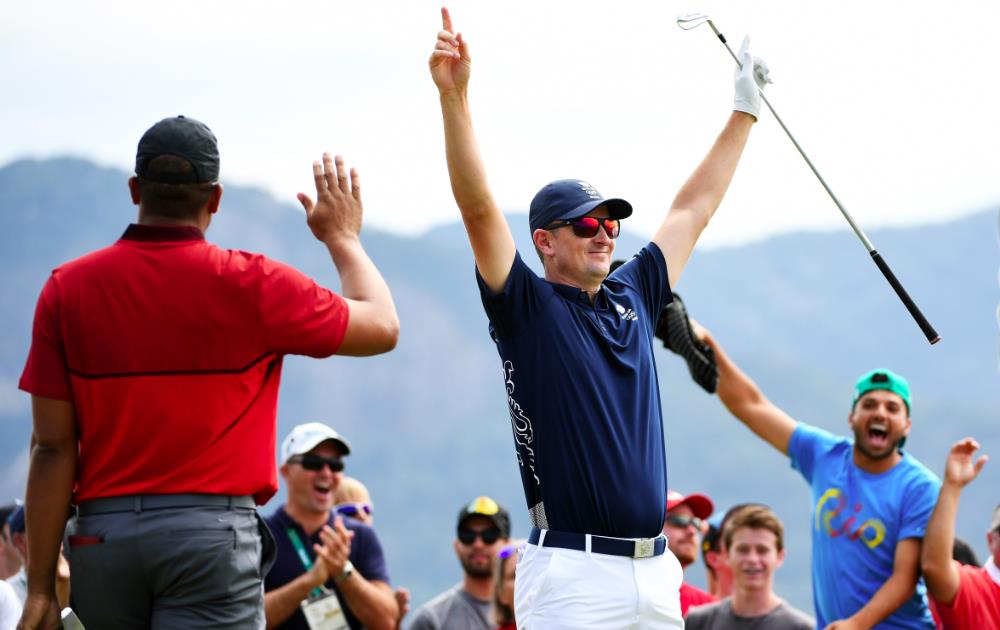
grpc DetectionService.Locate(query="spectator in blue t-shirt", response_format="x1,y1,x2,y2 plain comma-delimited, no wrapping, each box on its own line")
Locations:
428,7,771,628
693,323,940,629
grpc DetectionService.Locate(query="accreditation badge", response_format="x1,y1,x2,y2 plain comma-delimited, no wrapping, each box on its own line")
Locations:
300,590,348,630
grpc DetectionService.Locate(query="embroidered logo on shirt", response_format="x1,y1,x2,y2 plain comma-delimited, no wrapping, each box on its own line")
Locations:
815,488,887,549
614,303,637,321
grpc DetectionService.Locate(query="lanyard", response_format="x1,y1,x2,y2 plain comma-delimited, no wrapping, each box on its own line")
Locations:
287,528,325,598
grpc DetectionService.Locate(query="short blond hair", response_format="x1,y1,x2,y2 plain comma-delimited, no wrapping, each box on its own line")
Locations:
334,476,372,506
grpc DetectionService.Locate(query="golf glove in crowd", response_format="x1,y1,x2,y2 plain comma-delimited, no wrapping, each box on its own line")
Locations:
733,36,772,120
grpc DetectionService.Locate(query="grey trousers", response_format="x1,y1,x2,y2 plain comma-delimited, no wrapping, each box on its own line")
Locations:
65,500,276,629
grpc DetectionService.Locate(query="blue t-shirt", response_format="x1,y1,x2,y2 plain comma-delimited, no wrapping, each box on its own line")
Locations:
476,244,672,538
264,507,391,630
788,423,940,629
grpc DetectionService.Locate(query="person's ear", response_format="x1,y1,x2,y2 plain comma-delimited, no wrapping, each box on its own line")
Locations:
533,228,555,257
128,177,141,205
207,184,223,214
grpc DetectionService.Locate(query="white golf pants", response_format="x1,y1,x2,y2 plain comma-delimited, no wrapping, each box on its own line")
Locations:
514,535,684,629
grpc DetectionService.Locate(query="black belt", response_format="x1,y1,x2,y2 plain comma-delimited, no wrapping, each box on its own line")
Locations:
528,527,667,559
77,494,255,516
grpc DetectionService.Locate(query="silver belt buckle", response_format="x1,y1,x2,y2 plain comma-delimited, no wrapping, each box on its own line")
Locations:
633,537,655,558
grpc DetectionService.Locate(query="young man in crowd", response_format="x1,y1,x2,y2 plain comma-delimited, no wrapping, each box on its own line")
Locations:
409,496,511,630
701,504,762,600
429,7,770,626
264,423,398,630
920,437,1000,628
692,322,940,629
686,504,814,629
17,116,398,629
663,490,717,616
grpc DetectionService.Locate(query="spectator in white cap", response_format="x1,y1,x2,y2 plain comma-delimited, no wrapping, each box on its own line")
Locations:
264,423,398,630
663,490,717,617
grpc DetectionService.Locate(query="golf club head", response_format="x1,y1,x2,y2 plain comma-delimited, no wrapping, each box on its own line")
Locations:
676,13,710,30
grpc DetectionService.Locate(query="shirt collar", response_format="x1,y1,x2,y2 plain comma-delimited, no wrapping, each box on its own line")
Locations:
550,281,610,309
121,223,205,243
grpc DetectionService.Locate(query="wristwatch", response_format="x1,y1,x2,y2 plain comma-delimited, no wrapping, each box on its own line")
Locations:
333,560,355,585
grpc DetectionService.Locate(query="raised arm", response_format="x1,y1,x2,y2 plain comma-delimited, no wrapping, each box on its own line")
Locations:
297,154,399,356
693,320,796,455
824,538,923,630
429,7,515,293
921,438,988,606
654,38,769,288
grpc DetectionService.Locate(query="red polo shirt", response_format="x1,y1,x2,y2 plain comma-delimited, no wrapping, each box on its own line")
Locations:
19,224,349,504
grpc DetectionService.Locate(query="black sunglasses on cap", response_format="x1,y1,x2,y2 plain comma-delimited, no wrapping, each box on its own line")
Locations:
289,454,345,473
545,216,620,239
457,527,503,546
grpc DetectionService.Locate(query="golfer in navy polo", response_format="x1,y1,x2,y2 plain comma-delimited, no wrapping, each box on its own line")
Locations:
430,8,771,628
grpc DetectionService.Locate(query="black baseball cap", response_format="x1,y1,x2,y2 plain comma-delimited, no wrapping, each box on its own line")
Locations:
529,179,632,233
457,495,510,538
135,115,220,184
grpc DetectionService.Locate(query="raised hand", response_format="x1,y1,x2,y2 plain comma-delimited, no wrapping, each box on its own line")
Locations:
942,437,988,488
297,153,363,245
429,7,470,94
733,36,772,120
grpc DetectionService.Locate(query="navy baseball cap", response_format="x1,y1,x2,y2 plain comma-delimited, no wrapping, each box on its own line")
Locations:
529,179,632,233
135,115,220,184
6,505,24,534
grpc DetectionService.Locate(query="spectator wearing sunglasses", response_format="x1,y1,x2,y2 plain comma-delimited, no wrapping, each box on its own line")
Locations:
921,438,1000,629
16,117,399,630
410,496,511,630
334,476,375,526
663,490,718,617
264,423,398,630
429,8,770,629
332,476,414,629
693,322,940,629
492,541,525,630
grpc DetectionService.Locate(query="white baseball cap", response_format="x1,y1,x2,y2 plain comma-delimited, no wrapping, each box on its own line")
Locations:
280,422,352,464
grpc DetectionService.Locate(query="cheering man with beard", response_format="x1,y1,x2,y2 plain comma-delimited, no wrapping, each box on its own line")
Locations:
690,323,940,630
409,497,511,630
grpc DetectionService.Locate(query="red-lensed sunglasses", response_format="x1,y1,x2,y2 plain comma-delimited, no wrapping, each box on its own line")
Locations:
545,216,620,239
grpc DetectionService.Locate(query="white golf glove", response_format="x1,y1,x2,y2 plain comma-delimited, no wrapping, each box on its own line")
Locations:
733,36,772,120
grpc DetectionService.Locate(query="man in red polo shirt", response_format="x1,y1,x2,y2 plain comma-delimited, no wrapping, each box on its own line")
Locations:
663,490,718,616
17,116,399,629
921,438,1000,629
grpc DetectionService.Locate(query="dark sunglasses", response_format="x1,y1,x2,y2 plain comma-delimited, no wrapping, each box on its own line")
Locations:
665,514,705,530
290,454,345,473
546,216,620,239
334,502,372,517
457,527,502,546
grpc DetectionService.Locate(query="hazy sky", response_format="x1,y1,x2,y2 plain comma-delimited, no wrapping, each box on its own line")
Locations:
3,1,997,247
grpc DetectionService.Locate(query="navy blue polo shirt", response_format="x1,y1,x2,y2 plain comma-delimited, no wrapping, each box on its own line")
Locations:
476,243,672,538
264,507,391,630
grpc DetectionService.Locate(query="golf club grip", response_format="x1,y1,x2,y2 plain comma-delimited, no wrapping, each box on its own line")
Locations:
870,251,940,345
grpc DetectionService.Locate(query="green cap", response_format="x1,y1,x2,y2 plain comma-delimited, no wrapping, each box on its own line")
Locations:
853,369,911,413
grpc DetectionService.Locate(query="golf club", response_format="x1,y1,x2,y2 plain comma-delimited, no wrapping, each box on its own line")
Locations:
677,13,940,345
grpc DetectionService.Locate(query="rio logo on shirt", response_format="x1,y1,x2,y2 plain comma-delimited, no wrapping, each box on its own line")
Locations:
814,488,887,549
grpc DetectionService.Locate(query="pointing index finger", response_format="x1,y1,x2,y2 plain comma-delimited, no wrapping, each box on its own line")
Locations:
442,6,453,33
